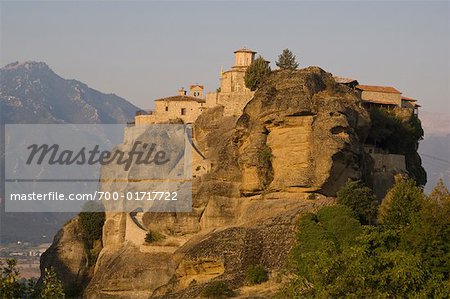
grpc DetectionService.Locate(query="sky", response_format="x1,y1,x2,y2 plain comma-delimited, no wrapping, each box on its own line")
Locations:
1,1,449,113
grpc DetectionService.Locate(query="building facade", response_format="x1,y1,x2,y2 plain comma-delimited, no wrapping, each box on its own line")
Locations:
135,48,257,125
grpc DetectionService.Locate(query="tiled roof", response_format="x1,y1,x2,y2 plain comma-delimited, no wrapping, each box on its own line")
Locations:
190,84,204,89
234,47,256,54
401,96,418,102
154,95,206,103
333,76,358,84
356,84,401,94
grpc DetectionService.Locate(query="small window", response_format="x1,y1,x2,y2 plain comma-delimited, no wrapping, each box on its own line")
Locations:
194,91,199,97
181,108,186,115
165,106,169,112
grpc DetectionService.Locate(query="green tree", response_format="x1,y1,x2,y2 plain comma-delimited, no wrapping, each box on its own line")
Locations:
40,268,64,299
0,259,22,298
280,203,450,298
337,180,378,224
401,178,450,279
78,201,105,266
244,55,271,91
290,205,362,281
378,176,423,227
275,48,299,70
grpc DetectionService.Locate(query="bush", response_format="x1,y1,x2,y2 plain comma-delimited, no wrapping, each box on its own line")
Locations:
244,55,271,91
246,264,268,285
78,202,105,266
283,200,450,298
40,267,65,299
145,230,165,243
78,202,105,249
378,176,423,227
201,281,234,298
337,180,378,224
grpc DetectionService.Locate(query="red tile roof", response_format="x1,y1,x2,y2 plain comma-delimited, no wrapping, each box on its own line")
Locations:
234,47,256,54
401,96,418,102
356,84,401,94
154,95,205,103
333,76,358,84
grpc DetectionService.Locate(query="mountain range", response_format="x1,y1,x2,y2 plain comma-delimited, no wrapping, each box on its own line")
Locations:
419,111,450,193
0,61,140,243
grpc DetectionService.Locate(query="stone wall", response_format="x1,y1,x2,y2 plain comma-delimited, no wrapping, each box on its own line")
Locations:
369,152,406,199
135,100,206,124
221,69,250,93
217,91,254,116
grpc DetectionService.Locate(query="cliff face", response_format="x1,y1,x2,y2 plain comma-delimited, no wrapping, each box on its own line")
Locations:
43,67,376,298
39,217,89,293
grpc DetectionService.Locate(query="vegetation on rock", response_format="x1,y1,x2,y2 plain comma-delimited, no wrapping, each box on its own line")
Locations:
366,108,426,185
279,179,450,298
201,281,234,298
246,264,268,285
276,48,299,70
257,143,274,190
244,55,271,91
145,230,165,243
78,202,105,266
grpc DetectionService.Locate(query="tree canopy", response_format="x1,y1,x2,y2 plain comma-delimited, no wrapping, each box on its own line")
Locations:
337,179,378,224
244,55,271,91
279,179,450,298
276,48,299,70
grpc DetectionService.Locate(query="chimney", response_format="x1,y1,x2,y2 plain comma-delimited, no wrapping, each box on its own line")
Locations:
190,84,204,98
178,87,186,96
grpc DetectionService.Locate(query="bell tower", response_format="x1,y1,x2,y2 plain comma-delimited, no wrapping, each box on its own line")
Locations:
233,47,256,68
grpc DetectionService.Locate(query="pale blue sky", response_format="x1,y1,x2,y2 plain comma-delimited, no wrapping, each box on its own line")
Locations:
1,1,449,112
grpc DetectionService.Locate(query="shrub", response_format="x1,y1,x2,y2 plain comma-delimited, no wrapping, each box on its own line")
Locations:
283,200,450,298
145,230,165,243
40,267,65,299
78,202,105,266
201,281,234,298
246,264,268,285
337,180,378,224
78,202,105,249
378,176,423,227
244,55,271,91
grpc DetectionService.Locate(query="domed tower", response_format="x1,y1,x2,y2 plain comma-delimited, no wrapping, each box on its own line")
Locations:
233,47,256,68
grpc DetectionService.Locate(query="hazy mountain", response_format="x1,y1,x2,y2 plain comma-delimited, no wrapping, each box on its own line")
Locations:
1,61,139,124
419,111,450,193
0,61,140,243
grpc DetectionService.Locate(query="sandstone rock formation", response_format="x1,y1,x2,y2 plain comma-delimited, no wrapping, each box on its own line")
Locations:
39,217,89,291
43,67,377,298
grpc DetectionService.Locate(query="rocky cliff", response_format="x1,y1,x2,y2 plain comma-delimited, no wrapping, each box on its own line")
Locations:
43,67,392,298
